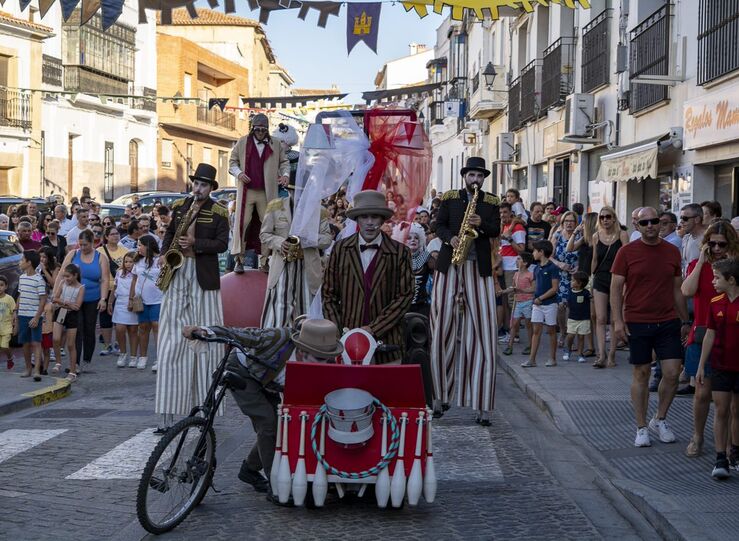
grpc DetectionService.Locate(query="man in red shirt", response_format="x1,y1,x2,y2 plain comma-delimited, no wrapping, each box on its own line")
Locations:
611,207,689,448
696,258,739,479
17,221,41,251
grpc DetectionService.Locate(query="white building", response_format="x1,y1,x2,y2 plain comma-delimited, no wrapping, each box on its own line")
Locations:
423,1,739,221
374,43,434,90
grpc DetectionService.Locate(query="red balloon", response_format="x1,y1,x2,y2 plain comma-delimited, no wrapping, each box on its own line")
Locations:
344,332,371,364
221,270,267,328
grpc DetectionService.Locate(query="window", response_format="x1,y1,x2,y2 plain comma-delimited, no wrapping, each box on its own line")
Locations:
203,147,212,165
104,142,114,202
161,139,173,168
697,0,739,85
184,73,192,98
0,55,8,86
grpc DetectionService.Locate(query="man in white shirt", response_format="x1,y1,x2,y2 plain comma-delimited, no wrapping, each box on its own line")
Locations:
679,203,707,274
65,208,90,246
55,204,76,237
659,211,682,250
629,207,643,242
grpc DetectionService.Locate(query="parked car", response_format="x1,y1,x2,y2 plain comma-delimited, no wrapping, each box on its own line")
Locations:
0,196,55,217
211,188,236,202
111,192,187,213
98,204,127,222
0,230,23,299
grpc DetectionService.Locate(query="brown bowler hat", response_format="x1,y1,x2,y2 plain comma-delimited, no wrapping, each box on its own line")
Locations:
345,190,394,221
291,319,344,358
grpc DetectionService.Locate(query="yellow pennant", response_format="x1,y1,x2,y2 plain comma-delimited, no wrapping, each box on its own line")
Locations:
401,0,590,21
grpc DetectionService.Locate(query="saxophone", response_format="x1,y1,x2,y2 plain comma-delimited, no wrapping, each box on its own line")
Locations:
156,200,196,292
450,184,480,266
283,235,304,262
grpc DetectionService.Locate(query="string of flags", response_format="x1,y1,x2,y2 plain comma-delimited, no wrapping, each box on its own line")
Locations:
10,0,591,52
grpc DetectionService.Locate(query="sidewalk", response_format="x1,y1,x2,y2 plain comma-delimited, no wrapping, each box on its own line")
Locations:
497,337,739,541
0,361,71,416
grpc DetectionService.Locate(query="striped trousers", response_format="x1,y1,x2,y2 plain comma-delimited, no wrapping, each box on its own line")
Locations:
260,260,311,328
155,258,224,415
429,260,498,413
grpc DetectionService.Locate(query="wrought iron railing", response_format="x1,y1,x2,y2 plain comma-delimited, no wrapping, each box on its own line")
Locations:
582,9,612,92
697,0,739,85
629,3,670,113
197,106,236,130
42,55,63,87
0,88,32,130
508,76,521,131
541,36,577,111
520,59,542,123
64,66,128,95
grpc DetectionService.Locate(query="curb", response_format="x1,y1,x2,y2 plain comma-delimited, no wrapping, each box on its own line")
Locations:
497,355,688,541
0,377,72,417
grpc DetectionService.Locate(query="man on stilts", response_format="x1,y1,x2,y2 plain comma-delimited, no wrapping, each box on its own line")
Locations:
155,163,230,432
430,157,501,425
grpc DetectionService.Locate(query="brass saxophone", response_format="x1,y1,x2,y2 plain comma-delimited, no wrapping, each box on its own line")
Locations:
156,200,196,292
283,235,304,262
450,184,480,266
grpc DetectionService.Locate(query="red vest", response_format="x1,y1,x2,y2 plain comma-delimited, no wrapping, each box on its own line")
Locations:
362,251,381,325
245,140,267,191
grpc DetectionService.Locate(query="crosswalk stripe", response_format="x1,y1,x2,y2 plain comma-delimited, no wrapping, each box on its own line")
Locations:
66,429,162,480
0,429,68,465
433,426,504,482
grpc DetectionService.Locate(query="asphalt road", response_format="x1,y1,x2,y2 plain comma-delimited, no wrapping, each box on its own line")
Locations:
0,352,660,541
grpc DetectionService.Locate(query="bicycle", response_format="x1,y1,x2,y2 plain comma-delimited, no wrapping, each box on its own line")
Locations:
136,332,262,534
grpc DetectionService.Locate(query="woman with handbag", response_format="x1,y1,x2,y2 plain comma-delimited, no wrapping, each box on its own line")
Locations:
56,229,110,369
128,235,162,371
50,264,84,381
97,226,128,357
681,220,739,457
590,206,630,369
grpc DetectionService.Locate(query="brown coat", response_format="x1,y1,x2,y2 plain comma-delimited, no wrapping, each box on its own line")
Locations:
322,233,413,364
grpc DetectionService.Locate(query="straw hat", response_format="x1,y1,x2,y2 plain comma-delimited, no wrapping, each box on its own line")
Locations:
291,319,344,358
345,190,394,221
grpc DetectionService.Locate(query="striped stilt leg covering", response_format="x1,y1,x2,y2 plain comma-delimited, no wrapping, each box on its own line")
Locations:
155,258,224,416
260,260,311,328
430,265,461,405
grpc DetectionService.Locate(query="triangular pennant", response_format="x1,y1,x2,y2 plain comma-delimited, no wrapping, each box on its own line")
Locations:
346,3,381,54
60,0,81,21
38,0,56,17
101,0,125,30
224,0,236,13
207,0,219,7
80,0,101,25
185,2,198,18
99,95,108,105
208,98,229,111
19,0,33,11
298,2,341,28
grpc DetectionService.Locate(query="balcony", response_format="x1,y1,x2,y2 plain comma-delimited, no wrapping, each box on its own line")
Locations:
541,37,577,111
468,66,507,120
508,76,521,132
582,9,612,92
64,66,129,95
520,59,542,123
629,4,670,114
0,89,32,131
697,0,739,85
42,55,63,87
197,106,235,131
429,100,445,126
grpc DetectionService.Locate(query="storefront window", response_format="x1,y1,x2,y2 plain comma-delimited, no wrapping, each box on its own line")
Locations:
659,176,673,213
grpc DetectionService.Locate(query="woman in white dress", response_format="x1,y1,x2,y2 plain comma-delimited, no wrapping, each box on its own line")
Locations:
111,252,139,368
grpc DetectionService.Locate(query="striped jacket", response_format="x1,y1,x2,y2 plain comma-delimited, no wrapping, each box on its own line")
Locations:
322,233,413,364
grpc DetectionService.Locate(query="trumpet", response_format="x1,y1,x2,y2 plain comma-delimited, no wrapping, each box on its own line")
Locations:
284,235,304,262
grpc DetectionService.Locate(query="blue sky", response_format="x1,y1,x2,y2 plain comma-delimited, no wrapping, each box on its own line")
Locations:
195,1,442,102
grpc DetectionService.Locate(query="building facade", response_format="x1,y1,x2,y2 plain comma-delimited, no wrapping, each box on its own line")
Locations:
0,9,52,197
423,1,739,221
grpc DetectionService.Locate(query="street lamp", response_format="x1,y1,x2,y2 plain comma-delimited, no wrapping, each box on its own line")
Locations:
482,62,497,89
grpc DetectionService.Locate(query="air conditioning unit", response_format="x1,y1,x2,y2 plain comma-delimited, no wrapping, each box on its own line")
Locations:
497,132,516,163
564,94,595,139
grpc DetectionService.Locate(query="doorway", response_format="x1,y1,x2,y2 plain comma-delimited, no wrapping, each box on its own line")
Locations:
553,158,570,207
129,140,139,193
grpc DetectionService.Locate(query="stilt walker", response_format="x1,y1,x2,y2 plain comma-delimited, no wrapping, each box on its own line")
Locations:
155,164,229,431
429,157,501,425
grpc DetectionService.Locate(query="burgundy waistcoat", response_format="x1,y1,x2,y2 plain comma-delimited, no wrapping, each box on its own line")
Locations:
245,142,267,191
362,251,381,325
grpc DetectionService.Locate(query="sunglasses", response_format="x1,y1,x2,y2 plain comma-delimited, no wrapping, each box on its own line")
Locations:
638,218,660,226
93,231,103,236
131,206,140,210
680,215,697,222
599,214,613,220
253,127,269,132
707,241,728,249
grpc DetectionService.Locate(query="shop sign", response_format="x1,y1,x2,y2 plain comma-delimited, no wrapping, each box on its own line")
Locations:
684,82,739,150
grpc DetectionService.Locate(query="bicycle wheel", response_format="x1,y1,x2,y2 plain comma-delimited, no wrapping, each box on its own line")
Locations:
136,416,217,534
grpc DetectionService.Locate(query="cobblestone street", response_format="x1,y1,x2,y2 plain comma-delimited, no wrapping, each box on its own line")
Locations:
0,350,656,541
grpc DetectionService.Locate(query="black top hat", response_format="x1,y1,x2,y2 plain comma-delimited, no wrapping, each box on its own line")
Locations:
189,163,219,190
460,157,491,178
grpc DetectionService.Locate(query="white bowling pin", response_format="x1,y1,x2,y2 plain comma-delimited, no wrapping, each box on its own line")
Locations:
312,415,328,507
277,409,292,503
390,412,408,508
270,404,283,497
406,411,425,506
423,408,437,503
375,414,391,508
292,411,308,506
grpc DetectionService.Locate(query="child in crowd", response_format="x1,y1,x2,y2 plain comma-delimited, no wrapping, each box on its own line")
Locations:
17,251,47,381
522,240,559,368
51,264,84,381
697,258,739,480
503,252,535,356
129,236,161,371
563,271,591,364
0,276,17,369
111,252,139,368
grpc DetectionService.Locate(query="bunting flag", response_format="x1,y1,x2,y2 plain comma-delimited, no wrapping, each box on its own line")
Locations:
139,0,196,24
101,0,125,30
347,3,381,54
401,0,590,20
246,0,341,27
38,0,56,18
80,0,101,25
60,0,80,21
208,98,229,111
19,0,33,11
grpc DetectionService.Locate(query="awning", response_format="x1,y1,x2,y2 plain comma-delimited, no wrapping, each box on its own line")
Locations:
595,133,669,182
